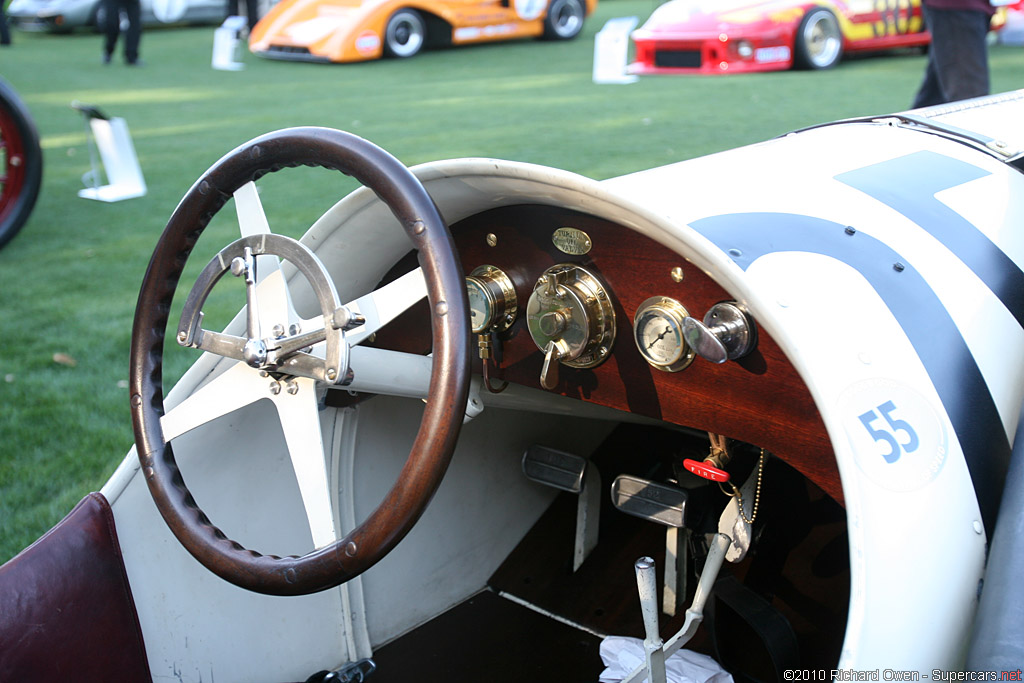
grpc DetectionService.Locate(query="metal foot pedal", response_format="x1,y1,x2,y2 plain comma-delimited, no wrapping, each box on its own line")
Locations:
611,475,690,616
522,445,600,571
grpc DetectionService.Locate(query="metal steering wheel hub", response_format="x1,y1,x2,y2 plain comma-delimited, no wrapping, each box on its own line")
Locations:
177,232,364,385
129,127,470,596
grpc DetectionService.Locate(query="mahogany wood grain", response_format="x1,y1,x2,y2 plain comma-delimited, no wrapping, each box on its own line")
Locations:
374,204,842,503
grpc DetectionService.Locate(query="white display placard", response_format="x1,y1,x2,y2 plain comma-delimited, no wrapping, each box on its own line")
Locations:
593,17,639,84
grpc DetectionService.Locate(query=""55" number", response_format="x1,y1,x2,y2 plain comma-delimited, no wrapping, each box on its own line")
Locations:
858,400,919,464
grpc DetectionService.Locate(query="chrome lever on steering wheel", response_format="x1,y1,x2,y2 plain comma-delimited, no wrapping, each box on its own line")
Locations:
176,232,364,385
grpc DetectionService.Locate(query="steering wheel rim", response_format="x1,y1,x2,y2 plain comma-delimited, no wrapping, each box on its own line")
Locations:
129,127,471,596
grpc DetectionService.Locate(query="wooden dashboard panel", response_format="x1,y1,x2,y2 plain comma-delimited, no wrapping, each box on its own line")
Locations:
375,204,841,502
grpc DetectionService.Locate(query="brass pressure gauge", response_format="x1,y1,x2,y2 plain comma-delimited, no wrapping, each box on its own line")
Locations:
465,265,517,334
526,263,616,389
633,296,695,372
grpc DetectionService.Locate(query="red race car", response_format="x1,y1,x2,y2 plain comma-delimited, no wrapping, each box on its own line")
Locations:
630,0,930,75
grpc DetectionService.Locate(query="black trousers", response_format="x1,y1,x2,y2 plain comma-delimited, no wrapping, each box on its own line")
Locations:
912,6,991,108
1,2,11,45
103,0,141,63
225,0,258,31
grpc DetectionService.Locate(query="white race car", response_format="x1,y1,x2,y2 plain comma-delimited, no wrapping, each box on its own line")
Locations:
6,0,224,32
1,91,1023,682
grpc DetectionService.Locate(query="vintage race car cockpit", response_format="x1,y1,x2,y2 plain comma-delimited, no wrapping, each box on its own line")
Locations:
3,91,1024,682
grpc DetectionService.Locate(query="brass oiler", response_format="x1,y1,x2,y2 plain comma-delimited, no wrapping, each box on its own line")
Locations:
526,263,616,390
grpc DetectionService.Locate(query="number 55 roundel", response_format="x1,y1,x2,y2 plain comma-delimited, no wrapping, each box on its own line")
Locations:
839,377,949,492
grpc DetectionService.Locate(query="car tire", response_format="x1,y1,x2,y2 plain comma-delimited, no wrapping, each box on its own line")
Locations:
383,9,426,58
0,78,43,251
794,8,843,69
542,0,584,40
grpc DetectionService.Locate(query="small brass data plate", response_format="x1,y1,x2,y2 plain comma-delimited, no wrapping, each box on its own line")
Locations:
552,227,592,256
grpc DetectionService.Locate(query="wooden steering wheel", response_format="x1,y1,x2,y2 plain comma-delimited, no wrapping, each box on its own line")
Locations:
129,127,470,595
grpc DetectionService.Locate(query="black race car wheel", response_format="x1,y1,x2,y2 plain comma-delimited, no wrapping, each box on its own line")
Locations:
542,0,585,40
383,9,426,58
794,8,843,70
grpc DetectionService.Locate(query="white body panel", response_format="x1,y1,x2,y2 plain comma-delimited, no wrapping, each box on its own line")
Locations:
96,91,1024,679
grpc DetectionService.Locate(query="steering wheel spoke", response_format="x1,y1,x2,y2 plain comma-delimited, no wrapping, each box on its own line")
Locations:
344,267,427,347
273,376,338,550
234,181,272,239
160,362,338,551
160,362,271,442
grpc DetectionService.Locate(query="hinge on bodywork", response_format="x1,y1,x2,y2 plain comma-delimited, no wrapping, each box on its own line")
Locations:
787,94,1024,168
885,113,1022,159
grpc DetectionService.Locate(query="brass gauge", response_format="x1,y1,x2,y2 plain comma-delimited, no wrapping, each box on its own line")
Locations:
633,296,695,372
465,265,517,333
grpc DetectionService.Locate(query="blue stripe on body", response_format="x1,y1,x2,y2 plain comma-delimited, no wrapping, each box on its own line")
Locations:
690,212,1008,533
837,150,1024,330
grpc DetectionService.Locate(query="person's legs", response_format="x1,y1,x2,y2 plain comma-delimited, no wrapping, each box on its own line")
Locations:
924,7,990,103
1,2,12,46
102,0,121,61
244,0,258,31
123,0,141,63
912,48,946,108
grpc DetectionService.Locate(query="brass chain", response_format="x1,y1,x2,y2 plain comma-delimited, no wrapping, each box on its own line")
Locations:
719,447,766,525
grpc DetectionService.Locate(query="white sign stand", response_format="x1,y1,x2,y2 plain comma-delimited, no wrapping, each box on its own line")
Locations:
213,16,248,71
74,104,147,203
593,16,639,84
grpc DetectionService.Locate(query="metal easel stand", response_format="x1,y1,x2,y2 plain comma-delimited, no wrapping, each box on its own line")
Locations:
72,102,147,203
622,533,732,683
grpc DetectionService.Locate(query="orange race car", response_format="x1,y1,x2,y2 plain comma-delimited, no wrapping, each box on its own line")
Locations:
249,0,596,62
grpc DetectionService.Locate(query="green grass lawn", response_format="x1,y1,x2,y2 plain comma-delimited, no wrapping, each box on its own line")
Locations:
2,5,1024,562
